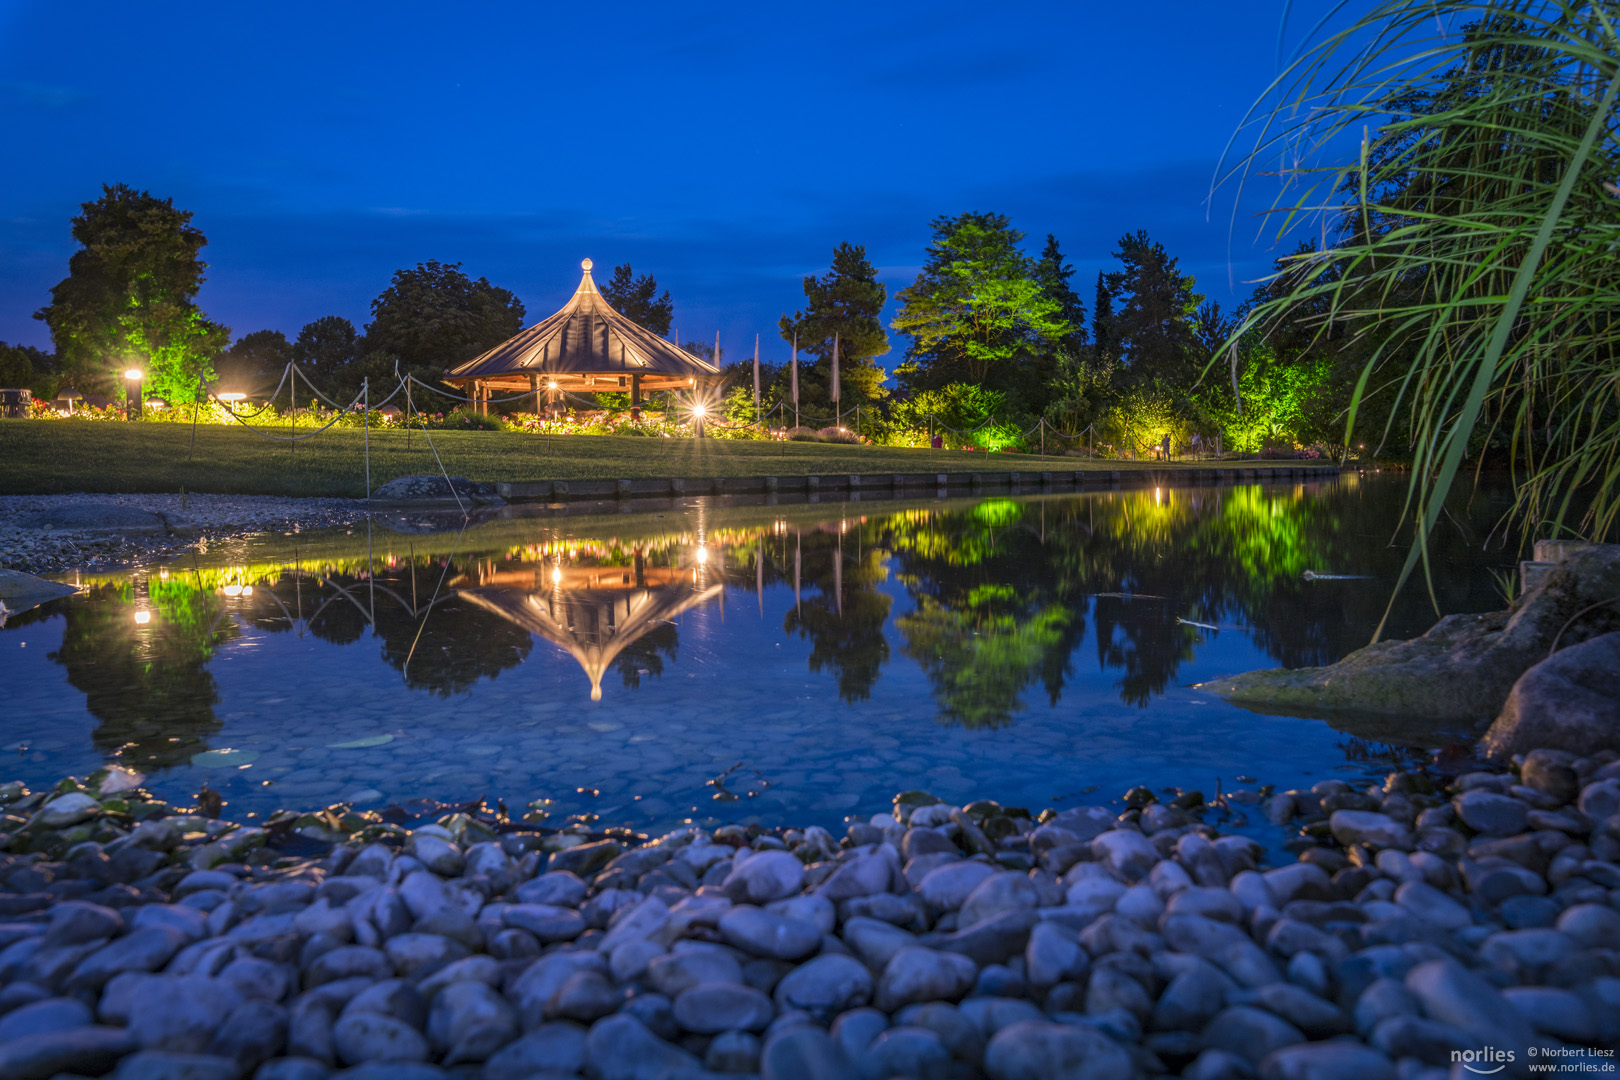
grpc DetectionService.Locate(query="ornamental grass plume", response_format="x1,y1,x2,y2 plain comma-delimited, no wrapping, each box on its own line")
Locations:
1217,0,1620,635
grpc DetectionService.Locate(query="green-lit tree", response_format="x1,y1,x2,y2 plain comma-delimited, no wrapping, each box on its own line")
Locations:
778,243,890,411
891,213,1067,394
34,184,229,402
600,264,674,337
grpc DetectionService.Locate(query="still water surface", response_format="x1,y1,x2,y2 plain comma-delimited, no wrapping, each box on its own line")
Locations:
0,474,1519,844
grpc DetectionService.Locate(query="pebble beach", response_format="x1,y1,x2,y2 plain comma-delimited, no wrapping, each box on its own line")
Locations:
0,746,1615,1080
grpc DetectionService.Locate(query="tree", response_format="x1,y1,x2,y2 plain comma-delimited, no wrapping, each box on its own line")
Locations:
362,261,525,410
600,264,673,337
0,342,55,395
891,213,1067,392
1101,230,1202,387
34,184,229,402
1092,271,1115,363
363,261,525,399
292,316,359,389
778,243,890,409
218,330,292,396
1035,235,1088,349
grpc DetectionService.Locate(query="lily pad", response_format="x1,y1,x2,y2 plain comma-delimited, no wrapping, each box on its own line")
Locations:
190,749,259,768
326,735,395,750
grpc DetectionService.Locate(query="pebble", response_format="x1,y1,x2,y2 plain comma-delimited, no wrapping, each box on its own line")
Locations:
984,1019,1133,1080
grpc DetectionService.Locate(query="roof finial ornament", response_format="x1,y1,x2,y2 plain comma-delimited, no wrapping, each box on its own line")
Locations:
581,257,593,272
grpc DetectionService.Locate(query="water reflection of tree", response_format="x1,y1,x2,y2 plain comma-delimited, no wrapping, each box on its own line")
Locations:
778,530,893,702
46,581,233,769
887,502,1085,725
610,622,678,689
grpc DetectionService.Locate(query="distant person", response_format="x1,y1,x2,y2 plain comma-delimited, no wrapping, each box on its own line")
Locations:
931,433,943,449
1161,434,1172,461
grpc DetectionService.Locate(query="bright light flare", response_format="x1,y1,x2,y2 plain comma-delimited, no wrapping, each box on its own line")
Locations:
696,545,708,564
124,368,143,381
692,402,708,417
217,392,247,403
222,584,243,597
133,610,151,625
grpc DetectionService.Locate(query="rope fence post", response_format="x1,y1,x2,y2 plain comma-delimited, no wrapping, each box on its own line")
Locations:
1040,417,1045,458
188,375,203,460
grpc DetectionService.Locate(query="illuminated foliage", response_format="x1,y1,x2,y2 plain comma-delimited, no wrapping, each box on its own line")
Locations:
34,183,229,401
892,213,1069,390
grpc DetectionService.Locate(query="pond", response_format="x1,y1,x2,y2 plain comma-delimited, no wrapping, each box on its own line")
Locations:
0,473,1521,850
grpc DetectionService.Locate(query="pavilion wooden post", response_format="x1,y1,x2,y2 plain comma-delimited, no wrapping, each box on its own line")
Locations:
529,373,540,416
630,373,642,408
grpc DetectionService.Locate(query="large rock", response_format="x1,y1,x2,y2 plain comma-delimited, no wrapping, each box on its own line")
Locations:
1481,632,1620,759
0,569,77,617
17,503,171,533
1200,544,1620,725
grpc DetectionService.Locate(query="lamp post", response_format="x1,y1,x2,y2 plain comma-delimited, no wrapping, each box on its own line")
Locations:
123,368,143,421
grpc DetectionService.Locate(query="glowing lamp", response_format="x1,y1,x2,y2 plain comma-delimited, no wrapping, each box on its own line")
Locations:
223,584,243,597
217,392,247,403
124,369,143,381
692,402,708,417
241,585,254,596
547,380,559,390
551,566,562,584
133,610,151,625
696,545,708,564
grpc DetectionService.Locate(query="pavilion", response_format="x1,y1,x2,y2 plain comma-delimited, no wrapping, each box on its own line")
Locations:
442,258,722,415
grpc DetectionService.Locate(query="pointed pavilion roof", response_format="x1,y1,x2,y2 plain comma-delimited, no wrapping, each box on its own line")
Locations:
443,258,720,385
455,562,722,701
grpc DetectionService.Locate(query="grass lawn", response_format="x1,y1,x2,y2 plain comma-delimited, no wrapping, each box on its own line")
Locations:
0,420,1305,498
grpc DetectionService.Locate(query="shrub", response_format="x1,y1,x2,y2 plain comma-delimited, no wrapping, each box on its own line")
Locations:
441,406,506,432
786,426,821,442
818,426,858,444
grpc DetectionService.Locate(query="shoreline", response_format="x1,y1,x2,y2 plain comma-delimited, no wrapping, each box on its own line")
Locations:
0,746,1615,1078
1,465,1346,578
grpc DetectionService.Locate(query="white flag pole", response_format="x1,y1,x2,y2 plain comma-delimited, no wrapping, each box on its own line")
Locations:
753,334,761,427
790,333,799,429
830,331,840,425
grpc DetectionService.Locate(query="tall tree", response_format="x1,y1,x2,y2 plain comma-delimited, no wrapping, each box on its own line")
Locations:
1102,230,1202,386
778,243,890,408
1092,271,1115,363
364,260,524,372
34,183,229,402
891,213,1067,391
1035,235,1088,349
600,264,674,337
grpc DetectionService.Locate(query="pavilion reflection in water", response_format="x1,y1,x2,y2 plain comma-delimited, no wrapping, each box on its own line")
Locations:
456,555,723,700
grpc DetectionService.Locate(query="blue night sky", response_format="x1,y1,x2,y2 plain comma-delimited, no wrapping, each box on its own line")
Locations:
0,1,1334,364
